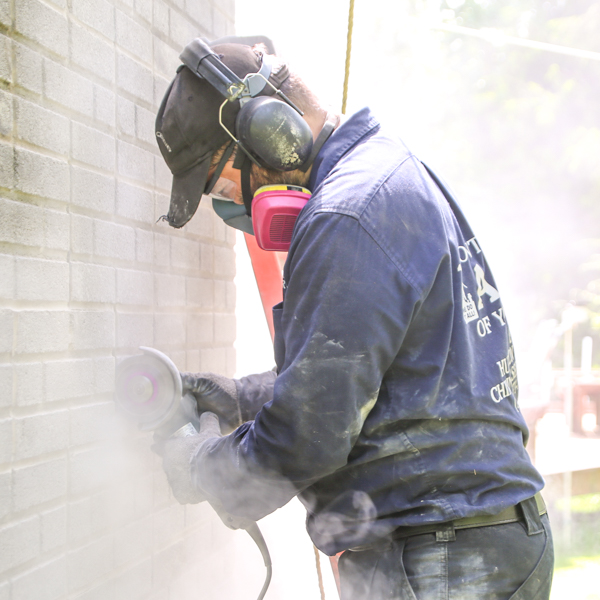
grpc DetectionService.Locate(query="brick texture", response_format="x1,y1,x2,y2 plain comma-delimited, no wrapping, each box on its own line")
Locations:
0,0,239,597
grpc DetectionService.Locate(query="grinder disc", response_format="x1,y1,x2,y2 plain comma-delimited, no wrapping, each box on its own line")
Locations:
115,347,183,431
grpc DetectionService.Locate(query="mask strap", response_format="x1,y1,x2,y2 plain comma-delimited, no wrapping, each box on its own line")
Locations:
204,141,236,195
240,155,254,215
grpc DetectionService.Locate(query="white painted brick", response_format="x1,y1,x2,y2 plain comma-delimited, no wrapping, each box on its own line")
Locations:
47,207,70,251
72,0,115,41
0,418,11,464
15,96,69,155
214,245,235,279
0,198,70,251
15,146,70,203
71,579,114,600
94,355,115,394
153,232,170,267
0,35,11,84
94,84,116,127
135,104,155,145
41,505,67,552
200,242,214,275
13,556,67,600
116,312,153,348
215,313,235,344
0,309,14,353
153,37,179,79
94,220,135,261
45,358,95,402
133,0,151,22
117,140,154,183
170,237,200,271
0,140,14,190
0,88,12,136
71,262,116,303
71,310,115,350
67,536,114,593
14,410,69,460
114,558,152,600
154,152,172,192
71,166,115,214
14,40,43,94
155,273,185,307
116,10,152,63
15,0,68,57
152,0,169,38
0,1,10,30
117,95,135,137
44,58,94,118
71,23,115,83
199,347,227,374
213,279,225,308
15,310,70,354
188,313,213,346
68,446,113,495
13,457,67,512
154,313,186,347
70,402,114,446
0,472,10,519
116,180,153,223
116,52,153,103
186,277,213,308
117,268,153,305
68,497,93,543
16,257,70,302
14,362,43,406
71,214,94,255
136,228,154,264
169,8,198,49
185,0,212,27
0,364,13,407
0,254,15,299
212,5,233,38
72,122,115,172
0,516,40,573
114,516,153,566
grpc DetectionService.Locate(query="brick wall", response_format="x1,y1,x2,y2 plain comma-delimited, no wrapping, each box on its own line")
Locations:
0,0,258,598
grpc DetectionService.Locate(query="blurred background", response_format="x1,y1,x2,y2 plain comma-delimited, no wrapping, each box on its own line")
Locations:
0,0,598,598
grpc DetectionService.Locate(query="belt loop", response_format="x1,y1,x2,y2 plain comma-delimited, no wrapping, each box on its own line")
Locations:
435,523,456,543
519,496,543,536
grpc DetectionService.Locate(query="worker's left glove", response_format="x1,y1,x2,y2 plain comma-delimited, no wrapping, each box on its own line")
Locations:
154,411,223,505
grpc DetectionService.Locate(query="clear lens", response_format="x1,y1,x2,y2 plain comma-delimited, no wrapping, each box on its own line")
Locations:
209,178,238,202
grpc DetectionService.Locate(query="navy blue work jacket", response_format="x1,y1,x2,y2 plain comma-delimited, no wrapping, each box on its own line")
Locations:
196,107,544,555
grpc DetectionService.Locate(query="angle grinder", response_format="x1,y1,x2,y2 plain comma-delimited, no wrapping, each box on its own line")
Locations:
114,347,272,600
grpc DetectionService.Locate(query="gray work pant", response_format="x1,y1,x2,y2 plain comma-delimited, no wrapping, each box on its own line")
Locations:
338,499,554,600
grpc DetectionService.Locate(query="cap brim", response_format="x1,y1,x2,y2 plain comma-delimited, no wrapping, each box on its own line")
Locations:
166,157,211,228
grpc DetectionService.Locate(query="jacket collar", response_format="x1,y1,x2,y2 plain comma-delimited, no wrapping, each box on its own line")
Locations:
308,107,380,191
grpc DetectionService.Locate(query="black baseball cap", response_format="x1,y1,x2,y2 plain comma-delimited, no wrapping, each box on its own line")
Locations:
155,36,287,228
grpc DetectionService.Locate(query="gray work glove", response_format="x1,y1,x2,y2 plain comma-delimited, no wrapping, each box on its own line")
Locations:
181,372,242,433
155,411,223,505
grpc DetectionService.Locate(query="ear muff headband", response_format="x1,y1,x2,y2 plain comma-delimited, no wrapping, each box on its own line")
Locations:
179,38,314,172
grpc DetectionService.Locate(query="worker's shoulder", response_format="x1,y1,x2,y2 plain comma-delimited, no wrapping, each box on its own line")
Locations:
308,127,446,232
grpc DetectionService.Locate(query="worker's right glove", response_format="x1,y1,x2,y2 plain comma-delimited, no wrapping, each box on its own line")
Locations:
180,372,242,433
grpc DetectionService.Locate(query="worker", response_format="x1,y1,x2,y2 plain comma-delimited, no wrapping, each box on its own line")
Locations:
152,36,554,599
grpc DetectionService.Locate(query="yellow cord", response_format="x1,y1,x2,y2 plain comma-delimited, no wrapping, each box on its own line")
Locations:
341,0,355,114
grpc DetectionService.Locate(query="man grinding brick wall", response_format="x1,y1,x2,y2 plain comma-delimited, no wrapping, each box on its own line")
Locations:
151,35,554,599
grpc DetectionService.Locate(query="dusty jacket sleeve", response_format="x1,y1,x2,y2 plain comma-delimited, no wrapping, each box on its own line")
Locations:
193,212,418,520
235,369,277,422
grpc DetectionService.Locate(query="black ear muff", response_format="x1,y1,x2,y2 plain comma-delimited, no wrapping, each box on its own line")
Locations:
236,97,313,171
